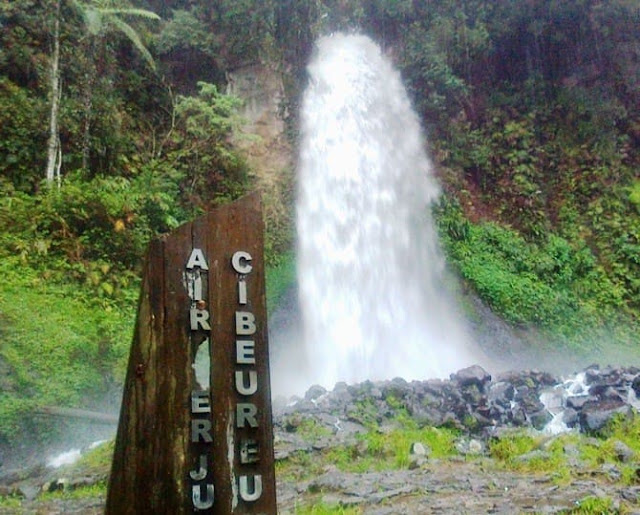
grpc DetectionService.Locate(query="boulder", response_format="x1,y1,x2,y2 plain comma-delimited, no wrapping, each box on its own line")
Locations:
452,366,491,391
613,440,635,463
632,375,640,397
305,384,327,402
579,400,633,433
487,381,515,408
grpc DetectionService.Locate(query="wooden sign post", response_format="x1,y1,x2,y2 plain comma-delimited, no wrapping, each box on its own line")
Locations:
106,193,277,514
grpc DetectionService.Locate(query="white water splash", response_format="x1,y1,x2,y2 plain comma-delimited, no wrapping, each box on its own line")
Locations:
47,448,82,468
296,33,476,389
46,439,109,468
541,372,589,434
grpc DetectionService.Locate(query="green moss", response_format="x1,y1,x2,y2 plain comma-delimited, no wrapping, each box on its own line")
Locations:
265,250,296,313
38,481,107,501
562,495,617,514
0,258,135,443
327,426,459,472
293,502,362,514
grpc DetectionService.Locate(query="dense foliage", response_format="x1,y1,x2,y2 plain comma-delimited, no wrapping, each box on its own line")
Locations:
0,0,638,444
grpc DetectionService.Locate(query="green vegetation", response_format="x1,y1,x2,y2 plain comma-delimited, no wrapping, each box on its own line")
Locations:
489,430,572,483
0,0,639,454
0,494,23,509
266,250,296,313
71,439,116,472
294,417,333,442
489,414,640,486
0,245,294,445
328,425,458,472
39,481,107,501
277,412,460,480
562,496,618,515
435,198,639,351
293,503,362,515
0,257,135,443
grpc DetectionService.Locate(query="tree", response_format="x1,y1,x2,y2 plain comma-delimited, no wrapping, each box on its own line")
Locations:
44,0,160,184
45,0,62,187
72,0,160,172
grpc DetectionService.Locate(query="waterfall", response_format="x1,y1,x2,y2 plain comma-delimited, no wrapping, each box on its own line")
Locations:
295,33,476,389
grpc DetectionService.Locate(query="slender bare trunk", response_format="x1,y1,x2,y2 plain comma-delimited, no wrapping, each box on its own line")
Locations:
45,0,62,186
81,71,93,172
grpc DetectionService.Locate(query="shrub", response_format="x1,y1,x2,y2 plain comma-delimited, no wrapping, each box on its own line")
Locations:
434,197,639,350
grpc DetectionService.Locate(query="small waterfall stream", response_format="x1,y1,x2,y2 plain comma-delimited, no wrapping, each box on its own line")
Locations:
295,33,476,389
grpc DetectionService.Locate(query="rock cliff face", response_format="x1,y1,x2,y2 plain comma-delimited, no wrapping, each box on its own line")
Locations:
226,63,294,253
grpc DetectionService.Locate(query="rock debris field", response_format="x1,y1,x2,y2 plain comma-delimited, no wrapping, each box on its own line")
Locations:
1,364,640,514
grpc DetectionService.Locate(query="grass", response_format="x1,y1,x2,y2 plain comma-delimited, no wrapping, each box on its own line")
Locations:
69,439,115,473
0,495,23,509
38,482,107,501
489,430,572,483
0,257,136,443
489,414,640,486
294,417,333,442
266,249,296,313
292,502,362,514
561,495,618,514
277,421,460,480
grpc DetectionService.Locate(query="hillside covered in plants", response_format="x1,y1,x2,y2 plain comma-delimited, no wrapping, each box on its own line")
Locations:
0,0,638,451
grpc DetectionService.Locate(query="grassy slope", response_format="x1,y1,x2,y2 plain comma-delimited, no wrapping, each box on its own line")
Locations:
0,256,136,442
0,250,296,444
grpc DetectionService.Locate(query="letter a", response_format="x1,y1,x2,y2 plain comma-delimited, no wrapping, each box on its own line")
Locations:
186,248,209,270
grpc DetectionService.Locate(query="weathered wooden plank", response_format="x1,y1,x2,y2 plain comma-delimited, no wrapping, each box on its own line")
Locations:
203,192,277,513
106,193,276,514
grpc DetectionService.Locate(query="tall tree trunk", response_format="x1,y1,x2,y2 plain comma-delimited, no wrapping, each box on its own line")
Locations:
45,0,62,186
81,70,94,172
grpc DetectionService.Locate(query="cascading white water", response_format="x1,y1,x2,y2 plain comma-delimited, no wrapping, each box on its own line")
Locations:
296,33,476,389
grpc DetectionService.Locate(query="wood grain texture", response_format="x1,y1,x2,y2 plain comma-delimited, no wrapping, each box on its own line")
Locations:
106,193,276,514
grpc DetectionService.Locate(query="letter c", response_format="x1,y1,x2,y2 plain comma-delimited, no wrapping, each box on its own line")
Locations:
231,251,253,274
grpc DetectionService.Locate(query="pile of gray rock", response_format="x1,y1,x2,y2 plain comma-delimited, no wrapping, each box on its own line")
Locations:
274,364,640,438
1,364,638,513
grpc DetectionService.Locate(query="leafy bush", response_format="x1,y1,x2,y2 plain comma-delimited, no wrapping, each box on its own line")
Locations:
434,197,638,349
0,256,135,444
0,173,180,298
0,79,47,192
